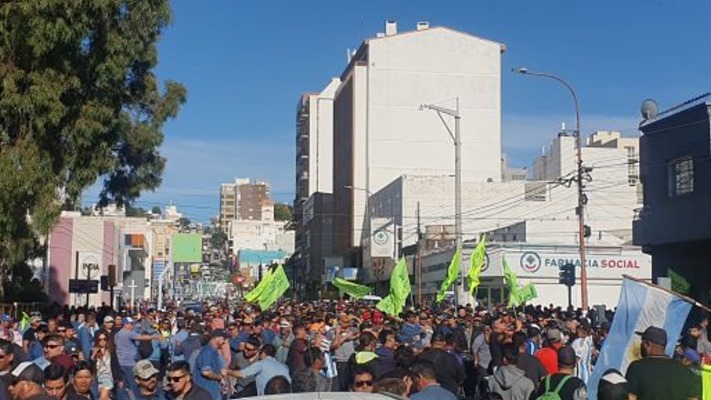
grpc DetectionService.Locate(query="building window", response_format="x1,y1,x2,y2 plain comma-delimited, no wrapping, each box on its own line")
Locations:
668,157,694,197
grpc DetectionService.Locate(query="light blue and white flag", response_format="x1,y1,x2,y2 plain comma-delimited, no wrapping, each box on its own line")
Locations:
588,277,692,399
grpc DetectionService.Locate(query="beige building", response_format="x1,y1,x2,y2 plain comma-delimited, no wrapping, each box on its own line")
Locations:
219,178,272,231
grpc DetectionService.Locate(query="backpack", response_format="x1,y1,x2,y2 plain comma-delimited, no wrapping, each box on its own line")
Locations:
536,375,572,400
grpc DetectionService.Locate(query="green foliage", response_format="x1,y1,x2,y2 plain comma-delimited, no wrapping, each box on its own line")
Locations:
0,1,186,282
274,203,293,221
210,229,227,250
151,206,162,215
178,217,191,228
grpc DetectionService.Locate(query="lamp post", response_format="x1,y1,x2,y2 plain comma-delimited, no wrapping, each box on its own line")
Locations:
512,67,589,309
419,98,465,306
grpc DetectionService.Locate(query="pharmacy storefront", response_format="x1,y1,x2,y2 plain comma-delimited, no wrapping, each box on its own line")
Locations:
420,244,651,308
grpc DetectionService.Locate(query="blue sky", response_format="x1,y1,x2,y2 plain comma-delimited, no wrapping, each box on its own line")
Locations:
84,0,711,222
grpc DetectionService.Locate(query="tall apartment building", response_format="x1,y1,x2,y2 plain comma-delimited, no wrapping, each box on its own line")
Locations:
219,178,271,232
292,79,340,294
331,20,505,266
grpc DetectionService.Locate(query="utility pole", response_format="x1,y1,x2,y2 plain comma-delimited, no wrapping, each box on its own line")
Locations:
513,68,589,309
420,98,465,306
416,202,422,305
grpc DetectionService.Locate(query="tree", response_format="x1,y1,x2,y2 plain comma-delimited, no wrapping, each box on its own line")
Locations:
151,206,162,215
178,217,191,228
0,1,186,299
274,203,293,221
210,229,227,250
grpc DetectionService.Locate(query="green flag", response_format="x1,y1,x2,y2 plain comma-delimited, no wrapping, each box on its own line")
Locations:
518,283,538,303
258,265,290,310
377,258,411,316
467,235,488,294
436,248,461,303
503,258,520,307
20,312,31,333
668,268,691,294
333,277,371,299
245,267,274,303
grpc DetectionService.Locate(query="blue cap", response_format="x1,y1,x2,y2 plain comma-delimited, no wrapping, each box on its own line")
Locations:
683,348,701,364
0,314,12,322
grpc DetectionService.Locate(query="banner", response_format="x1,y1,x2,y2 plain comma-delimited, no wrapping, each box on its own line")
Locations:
518,283,538,303
587,277,692,399
258,265,290,310
468,235,488,294
436,248,461,303
377,258,411,316
245,267,274,303
503,258,520,307
668,268,691,294
333,277,371,299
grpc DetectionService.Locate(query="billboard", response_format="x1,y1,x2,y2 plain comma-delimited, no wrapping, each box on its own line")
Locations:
171,234,202,263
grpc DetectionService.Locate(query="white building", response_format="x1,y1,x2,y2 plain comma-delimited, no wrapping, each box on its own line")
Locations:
295,78,341,202
366,131,645,304
332,20,505,265
228,219,295,255
419,243,650,307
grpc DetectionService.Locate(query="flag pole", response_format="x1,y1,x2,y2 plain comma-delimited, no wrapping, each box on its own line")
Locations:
622,274,711,314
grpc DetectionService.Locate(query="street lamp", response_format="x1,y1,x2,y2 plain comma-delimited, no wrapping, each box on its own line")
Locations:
419,98,465,306
512,67,589,309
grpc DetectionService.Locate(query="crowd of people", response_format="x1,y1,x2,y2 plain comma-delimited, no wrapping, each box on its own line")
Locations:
0,299,706,400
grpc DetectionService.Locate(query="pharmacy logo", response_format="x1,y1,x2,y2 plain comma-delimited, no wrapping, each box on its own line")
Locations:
481,253,490,272
520,252,542,273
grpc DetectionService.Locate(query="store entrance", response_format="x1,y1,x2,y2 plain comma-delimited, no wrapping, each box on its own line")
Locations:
474,278,506,309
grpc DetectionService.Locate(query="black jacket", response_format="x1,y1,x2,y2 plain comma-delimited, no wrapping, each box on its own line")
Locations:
417,348,466,396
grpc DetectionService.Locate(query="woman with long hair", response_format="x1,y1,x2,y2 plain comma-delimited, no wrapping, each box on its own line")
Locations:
91,332,121,400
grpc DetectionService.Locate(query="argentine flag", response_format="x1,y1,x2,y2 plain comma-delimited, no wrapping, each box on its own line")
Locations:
588,277,692,399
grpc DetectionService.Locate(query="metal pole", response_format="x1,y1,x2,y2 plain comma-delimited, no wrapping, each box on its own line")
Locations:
512,68,588,309
454,99,463,307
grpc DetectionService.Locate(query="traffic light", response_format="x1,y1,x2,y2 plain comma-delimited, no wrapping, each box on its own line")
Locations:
583,225,592,238
559,263,576,287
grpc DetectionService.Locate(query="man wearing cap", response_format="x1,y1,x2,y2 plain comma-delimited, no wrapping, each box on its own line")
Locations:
625,326,701,400
130,359,165,400
6,361,52,400
192,329,227,400
535,328,564,374
22,317,42,355
533,346,586,400
272,320,293,364
114,317,164,396
416,331,465,396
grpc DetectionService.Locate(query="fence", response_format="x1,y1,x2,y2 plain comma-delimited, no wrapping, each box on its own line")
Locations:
0,302,45,319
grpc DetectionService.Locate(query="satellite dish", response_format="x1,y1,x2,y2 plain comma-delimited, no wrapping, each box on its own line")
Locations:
641,99,659,120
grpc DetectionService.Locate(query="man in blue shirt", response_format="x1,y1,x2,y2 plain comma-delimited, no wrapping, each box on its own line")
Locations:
114,317,164,395
193,329,228,399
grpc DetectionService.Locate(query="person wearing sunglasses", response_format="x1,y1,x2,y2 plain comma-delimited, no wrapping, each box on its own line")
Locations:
33,334,74,372
350,365,375,393
165,361,211,400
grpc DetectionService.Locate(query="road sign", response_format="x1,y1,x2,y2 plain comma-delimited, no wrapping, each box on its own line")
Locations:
69,279,99,294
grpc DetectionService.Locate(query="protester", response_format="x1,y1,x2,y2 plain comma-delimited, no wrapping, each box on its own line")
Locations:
416,331,465,396
410,360,456,400
350,365,375,393
131,359,164,400
487,343,534,400
533,346,587,400
192,330,226,399
597,369,632,400
165,361,212,400
7,361,51,400
625,326,701,400
66,361,94,400
43,363,68,400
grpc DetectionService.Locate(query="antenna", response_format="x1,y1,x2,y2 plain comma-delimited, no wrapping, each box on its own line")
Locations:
640,99,658,121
